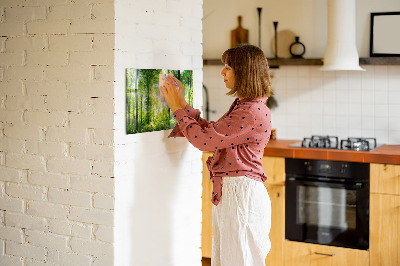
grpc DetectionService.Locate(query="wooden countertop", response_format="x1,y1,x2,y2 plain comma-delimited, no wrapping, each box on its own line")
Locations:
263,139,400,165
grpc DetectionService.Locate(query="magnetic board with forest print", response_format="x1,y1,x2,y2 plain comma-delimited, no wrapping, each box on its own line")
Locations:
126,68,194,134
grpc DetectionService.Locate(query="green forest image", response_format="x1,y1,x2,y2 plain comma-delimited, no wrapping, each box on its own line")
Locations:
126,68,194,134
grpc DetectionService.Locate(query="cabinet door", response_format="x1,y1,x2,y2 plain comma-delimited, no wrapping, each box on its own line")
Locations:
370,193,400,266
284,241,369,266
265,184,284,266
202,152,213,258
370,164,400,195
261,156,285,185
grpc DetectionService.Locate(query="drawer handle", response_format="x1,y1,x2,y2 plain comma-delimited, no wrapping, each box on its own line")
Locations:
314,252,335,257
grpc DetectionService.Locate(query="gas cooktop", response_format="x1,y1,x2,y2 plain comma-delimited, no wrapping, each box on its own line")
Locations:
289,135,382,151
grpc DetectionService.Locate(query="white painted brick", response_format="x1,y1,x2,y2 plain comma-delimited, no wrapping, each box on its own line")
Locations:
26,141,67,157
69,81,114,98
69,207,113,226
24,111,68,127
6,183,46,201
4,6,46,22
44,66,91,82
92,3,114,20
48,188,91,208
92,34,114,50
69,50,113,66
93,194,113,210
0,152,5,166
48,4,91,20
0,197,24,212
24,259,48,266
26,51,68,66
0,22,24,36
117,36,152,53
90,128,113,146
5,212,48,231
0,181,4,197
71,222,92,239
181,42,202,56
21,0,69,6
93,65,114,82
0,52,24,66
70,237,113,257
47,249,91,266
6,153,46,171
28,171,69,189
6,241,46,261
3,66,44,81
4,125,43,141
0,255,23,266
0,37,5,52
0,110,23,124
47,158,92,176
27,21,69,35
48,219,71,236
0,138,25,154
0,81,23,96
49,35,93,52
0,226,24,243
94,225,112,243
43,96,81,112
46,127,88,144
92,160,113,177
27,200,69,219
5,36,47,52
70,175,113,194
69,19,114,34
69,112,114,129
70,144,113,161
4,96,46,111
79,97,115,114
93,252,113,266
25,229,68,251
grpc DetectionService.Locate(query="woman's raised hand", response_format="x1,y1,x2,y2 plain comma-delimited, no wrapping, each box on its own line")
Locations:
161,76,186,113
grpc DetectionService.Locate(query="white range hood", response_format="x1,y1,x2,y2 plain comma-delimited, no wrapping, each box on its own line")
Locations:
320,0,365,71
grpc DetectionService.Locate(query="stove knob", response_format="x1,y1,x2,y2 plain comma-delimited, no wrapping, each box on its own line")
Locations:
340,164,347,174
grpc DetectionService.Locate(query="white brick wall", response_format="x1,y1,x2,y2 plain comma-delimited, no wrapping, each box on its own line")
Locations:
114,0,203,265
0,0,115,265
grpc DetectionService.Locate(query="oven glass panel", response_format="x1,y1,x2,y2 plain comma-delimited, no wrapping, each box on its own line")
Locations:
297,186,357,230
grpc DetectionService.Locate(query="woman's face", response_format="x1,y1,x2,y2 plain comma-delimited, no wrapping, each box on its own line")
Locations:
220,64,235,89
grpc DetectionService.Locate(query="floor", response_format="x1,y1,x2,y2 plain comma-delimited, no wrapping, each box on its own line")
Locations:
202,257,211,266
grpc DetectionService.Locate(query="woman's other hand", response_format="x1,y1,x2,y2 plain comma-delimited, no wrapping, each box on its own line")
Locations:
161,76,186,113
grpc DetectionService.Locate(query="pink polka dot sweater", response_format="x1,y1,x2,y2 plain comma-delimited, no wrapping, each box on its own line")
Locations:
169,97,272,206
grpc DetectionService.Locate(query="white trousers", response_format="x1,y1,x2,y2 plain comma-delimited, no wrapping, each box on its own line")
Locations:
212,176,271,266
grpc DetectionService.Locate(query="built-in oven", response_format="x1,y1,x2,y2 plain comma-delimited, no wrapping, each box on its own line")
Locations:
285,158,369,250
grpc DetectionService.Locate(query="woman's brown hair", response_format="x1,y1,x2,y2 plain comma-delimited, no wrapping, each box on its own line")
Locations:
221,44,273,99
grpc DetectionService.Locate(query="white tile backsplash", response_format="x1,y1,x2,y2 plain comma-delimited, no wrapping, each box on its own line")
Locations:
203,64,400,145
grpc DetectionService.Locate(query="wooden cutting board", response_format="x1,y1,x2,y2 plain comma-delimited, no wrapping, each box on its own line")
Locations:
231,16,249,48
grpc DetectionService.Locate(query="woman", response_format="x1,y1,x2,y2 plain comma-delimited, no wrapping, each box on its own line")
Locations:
161,44,273,266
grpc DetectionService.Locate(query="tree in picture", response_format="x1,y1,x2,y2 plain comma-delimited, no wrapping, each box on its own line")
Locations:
126,68,193,134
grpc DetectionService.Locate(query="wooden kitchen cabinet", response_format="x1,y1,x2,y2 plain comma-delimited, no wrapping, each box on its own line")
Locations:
201,154,286,266
370,163,400,195
284,241,369,266
202,152,213,258
370,163,400,266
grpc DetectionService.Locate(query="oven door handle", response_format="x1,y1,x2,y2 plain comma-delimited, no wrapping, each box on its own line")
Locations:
287,177,364,189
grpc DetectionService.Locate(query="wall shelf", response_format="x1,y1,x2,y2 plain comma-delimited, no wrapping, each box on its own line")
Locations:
203,57,400,67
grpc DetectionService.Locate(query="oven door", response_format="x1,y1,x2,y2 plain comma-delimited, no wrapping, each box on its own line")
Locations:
285,177,369,250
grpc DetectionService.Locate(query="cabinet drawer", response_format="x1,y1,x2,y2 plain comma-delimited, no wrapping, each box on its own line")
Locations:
284,241,369,266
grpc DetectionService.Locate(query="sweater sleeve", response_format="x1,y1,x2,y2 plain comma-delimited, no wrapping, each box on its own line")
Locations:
168,104,211,138
172,106,257,152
